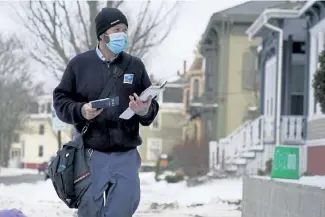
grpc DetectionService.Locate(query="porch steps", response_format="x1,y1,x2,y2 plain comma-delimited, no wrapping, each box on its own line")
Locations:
224,145,263,173
250,145,264,152
235,158,246,165
241,151,255,158
213,115,305,175
225,164,237,172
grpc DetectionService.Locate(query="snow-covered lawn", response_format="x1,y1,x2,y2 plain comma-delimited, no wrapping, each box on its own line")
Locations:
257,175,325,189
0,168,39,177
0,172,242,217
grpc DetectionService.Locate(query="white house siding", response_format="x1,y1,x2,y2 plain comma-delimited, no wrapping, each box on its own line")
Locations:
307,17,325,175
307,18,325,140
263,56,277,143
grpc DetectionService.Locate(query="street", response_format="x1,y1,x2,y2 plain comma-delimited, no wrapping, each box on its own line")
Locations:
0,173,44,185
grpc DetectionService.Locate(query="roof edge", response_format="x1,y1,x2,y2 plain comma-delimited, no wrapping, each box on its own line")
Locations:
246,9,300,39
298,0,317,16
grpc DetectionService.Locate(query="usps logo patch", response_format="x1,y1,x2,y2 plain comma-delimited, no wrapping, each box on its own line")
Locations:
123,74,134,84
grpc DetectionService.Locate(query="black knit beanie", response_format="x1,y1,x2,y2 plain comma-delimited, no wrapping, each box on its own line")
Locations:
95,8,128,40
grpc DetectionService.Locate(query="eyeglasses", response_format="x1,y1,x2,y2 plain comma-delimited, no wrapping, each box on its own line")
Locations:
111,26,128,33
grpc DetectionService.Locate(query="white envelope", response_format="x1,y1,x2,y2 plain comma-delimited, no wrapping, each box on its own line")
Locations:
119,81,167,120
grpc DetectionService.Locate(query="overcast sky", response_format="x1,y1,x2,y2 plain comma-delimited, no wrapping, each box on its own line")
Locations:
0,0,248,92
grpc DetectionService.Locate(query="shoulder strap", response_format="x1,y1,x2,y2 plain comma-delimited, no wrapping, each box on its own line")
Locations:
80,53,133,134
98,53,133,99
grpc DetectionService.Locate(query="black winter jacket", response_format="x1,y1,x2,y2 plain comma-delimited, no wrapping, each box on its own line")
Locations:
53,50,159,152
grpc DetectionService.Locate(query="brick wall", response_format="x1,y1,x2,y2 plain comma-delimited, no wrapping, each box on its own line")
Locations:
242,176,325,217
308,146,325,175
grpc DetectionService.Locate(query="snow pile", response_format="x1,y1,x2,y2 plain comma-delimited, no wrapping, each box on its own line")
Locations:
0,168,38,177
257,175,325,189
139,172,242,206
0,172,242,217
0,180,74,217
137,172,242,216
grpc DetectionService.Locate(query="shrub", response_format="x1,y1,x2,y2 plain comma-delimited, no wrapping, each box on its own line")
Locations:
313,48,325,113
165,173,184,183
171,138,208,178
257,158,272,176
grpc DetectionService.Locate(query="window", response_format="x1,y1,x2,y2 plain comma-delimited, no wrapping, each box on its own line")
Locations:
207,120,212,135
193,124,198,140
40,104,46,113
29,102,38,113
47,102,52,114
193,79,199,99
186,90,190,107
146,138,162,161
162,87,183,103
38,145,44,157
205,56,213,91
151,116,159,129
39,124,45,135
11,149,20,158
242,50,258,90
13,133,20,143
291,95,304,115
184,128,189,142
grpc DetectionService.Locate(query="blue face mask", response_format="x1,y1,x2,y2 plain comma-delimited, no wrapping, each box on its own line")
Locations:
106,32,128,54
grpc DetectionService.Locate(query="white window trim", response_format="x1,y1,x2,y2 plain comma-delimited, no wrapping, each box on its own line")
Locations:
159,85,184,107
146,138,163,161
307,138,325,147
264,56,277,117
149,114,161,130
308,22,325,120
149,90,162,130
202,57,206,72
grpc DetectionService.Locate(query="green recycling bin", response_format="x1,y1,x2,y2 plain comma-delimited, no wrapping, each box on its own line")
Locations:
271,146,300,180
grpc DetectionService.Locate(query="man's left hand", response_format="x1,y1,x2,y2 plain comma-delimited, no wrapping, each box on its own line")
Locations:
129,93,152,116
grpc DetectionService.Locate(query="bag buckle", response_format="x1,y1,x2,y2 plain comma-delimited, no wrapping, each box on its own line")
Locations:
81,122,89,134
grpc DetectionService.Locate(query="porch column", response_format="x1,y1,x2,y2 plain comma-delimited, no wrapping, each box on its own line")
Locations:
258,46,266,115
303,25,310,137
283,35,293,115
308,34,317,116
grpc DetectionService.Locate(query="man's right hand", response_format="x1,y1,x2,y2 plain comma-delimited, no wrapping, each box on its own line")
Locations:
81,103,103,120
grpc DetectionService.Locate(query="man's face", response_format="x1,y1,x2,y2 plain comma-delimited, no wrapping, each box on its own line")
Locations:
105,23,128,35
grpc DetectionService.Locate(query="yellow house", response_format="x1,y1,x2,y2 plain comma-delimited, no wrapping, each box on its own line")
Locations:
139,74,187,168
10,95,72,169
198,1,278,146
183,53,205,145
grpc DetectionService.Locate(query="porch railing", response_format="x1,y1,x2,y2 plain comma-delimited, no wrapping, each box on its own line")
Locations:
280,116,306,143
218,117,262,166
209,115,306,170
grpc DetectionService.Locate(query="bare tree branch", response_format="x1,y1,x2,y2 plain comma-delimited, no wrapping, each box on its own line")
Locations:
15,0,179,80
77,1,91,49
0,33,43,166
107,0,124,8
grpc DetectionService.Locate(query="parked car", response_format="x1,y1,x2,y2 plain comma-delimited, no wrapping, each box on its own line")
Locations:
38,162,48,174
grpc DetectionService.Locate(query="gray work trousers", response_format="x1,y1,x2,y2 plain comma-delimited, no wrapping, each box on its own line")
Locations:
77,148,141,217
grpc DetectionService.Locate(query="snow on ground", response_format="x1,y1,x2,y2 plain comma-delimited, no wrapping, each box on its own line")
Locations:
256,175,325,189
139,172,242,205
0,168,39,177
0,172,242,217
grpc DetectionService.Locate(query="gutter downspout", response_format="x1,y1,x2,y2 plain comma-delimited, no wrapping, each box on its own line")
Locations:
264,22,283,146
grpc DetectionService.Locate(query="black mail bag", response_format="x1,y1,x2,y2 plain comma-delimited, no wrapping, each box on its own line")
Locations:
48,61,130,208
